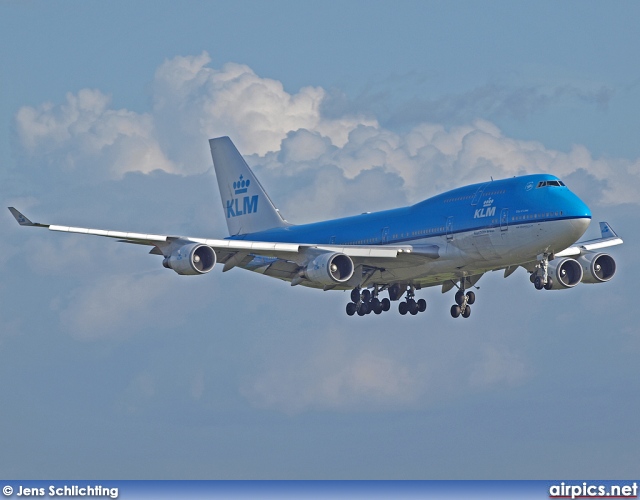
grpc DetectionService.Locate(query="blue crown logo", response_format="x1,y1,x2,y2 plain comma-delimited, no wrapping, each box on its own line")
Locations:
233,175,250,195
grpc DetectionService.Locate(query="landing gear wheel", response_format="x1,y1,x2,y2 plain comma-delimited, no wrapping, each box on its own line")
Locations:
346,302,356,316
399,302,408,315
450,305,461,318
455,290,465,306
381,298,390,312
361,289,371,302
350,288,360,303
466,291,475,305
461,305,471,318
370,297,382,314
357,302,369,316
534,276,544,290
408,299,418,315
544,277,554,290
417,299,427,312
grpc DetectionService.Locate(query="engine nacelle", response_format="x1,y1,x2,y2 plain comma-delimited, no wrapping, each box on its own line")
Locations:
547,257,583,289
305,252,354,285
579,252,616,283
162,244,216,275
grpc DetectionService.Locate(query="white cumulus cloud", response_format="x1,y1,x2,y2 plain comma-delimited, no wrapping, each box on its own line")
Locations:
15,89,176,180
13,52,640,212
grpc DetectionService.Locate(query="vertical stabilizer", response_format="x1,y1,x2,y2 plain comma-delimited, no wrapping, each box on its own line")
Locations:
209,137,289,235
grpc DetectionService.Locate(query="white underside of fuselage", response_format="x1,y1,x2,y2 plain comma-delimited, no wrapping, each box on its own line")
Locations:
388,217,591,287
240,217,591,290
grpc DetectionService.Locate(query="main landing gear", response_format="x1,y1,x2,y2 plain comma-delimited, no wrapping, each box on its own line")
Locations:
450,286,475,319
346,283,477,319
398,286,427,316
530,254,554,290
346,285,427,317
346,286,391,316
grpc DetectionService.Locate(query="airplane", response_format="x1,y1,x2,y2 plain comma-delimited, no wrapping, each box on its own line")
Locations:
9,136,623,319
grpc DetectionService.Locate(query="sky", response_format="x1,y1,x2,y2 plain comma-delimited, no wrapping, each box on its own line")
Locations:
1,0,639,479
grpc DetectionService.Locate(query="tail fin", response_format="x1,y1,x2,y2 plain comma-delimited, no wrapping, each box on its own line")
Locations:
209,137,289,235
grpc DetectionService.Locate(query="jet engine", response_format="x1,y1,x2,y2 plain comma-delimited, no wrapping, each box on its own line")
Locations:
305,252,354,285
579,252,616,283
546,257,583,289
162,243,216,275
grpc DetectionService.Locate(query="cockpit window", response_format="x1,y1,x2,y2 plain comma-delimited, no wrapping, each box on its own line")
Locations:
537,180,565,188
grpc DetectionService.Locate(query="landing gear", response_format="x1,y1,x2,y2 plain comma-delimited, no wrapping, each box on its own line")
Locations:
450,281,476,319
347,286,391,317
347,285,424,317
461,305,471,318
397,286,427,316
532,254,554,290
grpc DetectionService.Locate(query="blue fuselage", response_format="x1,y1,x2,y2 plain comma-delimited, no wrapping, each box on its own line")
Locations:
227,173,592,289
231,174,591,247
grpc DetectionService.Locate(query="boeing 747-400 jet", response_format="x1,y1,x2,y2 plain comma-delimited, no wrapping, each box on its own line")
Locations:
9,136,623,319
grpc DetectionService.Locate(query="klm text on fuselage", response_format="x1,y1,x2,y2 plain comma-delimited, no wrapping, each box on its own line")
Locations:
474,206,496,219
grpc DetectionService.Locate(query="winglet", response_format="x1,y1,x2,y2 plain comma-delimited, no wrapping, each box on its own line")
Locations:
599,222,619,239
8,207,48,228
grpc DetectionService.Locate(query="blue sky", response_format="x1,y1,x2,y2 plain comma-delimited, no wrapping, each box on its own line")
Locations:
1,1,639,479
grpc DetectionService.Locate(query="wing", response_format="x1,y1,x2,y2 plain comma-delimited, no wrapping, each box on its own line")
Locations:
8,207,440,284
554,222,623,258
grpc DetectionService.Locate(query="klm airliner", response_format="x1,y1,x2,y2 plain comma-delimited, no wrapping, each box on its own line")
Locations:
9,136,623,319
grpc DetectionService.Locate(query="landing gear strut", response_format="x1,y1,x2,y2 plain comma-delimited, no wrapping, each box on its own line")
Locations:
450,282,475,319
531,254,554,290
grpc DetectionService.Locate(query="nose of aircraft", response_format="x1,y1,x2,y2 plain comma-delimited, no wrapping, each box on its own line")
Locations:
563,188,592,240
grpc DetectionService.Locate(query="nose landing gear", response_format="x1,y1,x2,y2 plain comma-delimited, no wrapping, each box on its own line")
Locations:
531,253,554,290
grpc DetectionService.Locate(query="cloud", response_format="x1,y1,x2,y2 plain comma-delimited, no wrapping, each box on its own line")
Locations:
385,83,615,127
241,321,530,414
57,271,211,340
14,89,176,182
151,52,377,170
469,345,527,388
12,53,639,214
242,328,420,414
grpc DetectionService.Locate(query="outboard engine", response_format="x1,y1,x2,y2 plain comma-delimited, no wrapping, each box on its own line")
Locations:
162,244,216,275
579,253,616,283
